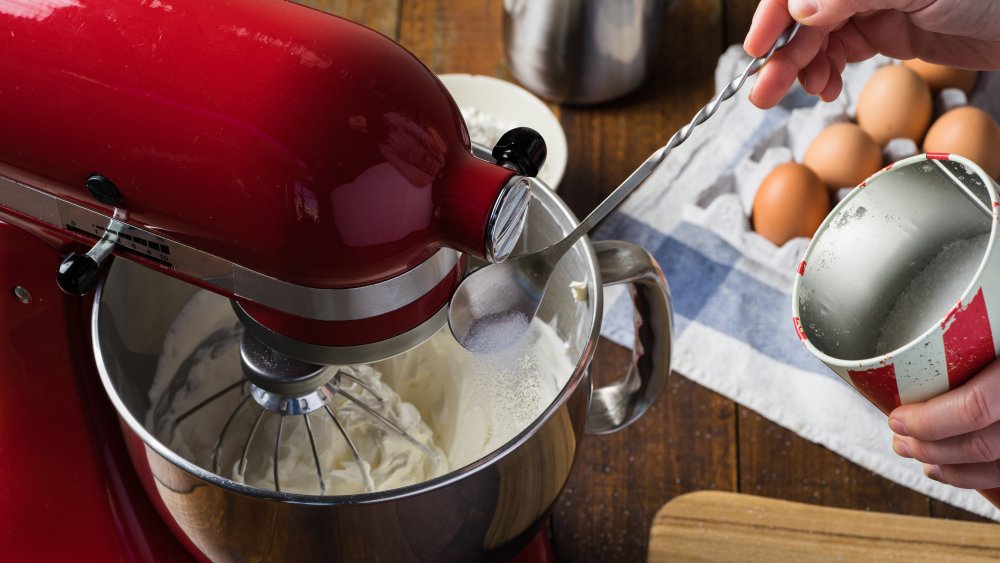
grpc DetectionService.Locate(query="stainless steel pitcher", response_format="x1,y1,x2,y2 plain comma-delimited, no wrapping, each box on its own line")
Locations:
502,0,668,104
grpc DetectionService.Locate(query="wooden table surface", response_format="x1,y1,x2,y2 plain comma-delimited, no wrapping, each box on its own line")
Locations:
297,1,989,561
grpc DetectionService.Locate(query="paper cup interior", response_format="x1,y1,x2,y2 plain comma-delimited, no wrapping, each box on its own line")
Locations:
796,157,995,361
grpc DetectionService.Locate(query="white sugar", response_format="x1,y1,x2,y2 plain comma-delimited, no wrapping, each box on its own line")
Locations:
457,310,555,449
876,232,990,354
463,310,531,356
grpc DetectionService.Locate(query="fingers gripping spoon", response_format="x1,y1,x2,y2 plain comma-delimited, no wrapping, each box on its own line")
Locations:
448,23,801,350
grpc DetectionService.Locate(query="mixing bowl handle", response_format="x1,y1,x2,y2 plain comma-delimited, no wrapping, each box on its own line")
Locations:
585,240,673,435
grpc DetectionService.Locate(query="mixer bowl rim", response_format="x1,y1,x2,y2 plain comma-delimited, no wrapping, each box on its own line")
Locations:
92,182,604,506
791,152,999,367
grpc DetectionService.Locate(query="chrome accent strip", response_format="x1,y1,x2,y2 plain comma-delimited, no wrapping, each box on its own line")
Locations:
230,250,459,321
0,165,458,321
1,175,61,225
233,300,450,365
484,175,531,263
471,142,493,161
249,384,333,416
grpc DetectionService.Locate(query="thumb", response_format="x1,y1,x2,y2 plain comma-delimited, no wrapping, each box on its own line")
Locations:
788,0,935,26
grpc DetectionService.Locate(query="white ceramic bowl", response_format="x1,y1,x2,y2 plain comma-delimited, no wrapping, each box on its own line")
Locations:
439,73,568,189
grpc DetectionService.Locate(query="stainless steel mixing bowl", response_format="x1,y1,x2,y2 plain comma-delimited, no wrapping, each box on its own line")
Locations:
92,184,672,562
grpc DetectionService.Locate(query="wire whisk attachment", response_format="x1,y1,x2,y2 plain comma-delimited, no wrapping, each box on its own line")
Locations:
157,330,443,495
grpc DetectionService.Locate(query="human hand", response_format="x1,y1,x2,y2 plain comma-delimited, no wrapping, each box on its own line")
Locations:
744,0,1000,108
890,361,1000,490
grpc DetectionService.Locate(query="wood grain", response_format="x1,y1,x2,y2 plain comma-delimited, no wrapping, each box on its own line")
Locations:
557,0,723,219
292,0,401,39
737,408,931,515
398,0,508,77
931,498,993,522
649,491,1000,562
550,343,738,562
722,0,759,48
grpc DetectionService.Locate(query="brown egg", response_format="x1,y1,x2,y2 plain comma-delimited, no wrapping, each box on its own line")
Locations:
752,162,831,246
923,106,1000,179
902,59,978,94
856,64,932,146
803,123,883,191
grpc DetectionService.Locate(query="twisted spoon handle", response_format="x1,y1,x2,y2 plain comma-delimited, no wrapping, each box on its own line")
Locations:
550,23,801,255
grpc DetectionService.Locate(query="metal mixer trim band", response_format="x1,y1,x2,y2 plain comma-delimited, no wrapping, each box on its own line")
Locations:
234,300,451,365
0,168,460,321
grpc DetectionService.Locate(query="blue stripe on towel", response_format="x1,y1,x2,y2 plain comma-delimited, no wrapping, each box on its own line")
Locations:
596,213,830,376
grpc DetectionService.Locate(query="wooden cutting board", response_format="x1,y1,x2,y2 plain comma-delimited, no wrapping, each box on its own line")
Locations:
649,491,1000,562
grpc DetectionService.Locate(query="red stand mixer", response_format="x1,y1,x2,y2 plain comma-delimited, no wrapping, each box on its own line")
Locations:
1,1,674,561
0,0,548,559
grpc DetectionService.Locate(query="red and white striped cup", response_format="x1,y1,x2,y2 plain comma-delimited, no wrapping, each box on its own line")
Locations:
793,153,1000,505
793,153,999,414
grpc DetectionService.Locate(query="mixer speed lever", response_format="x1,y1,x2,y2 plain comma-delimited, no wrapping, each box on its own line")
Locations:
56,209,126,295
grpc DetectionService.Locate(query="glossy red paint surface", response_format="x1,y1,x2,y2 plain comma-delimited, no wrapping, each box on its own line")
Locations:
511,527,556,563
0,220,192,562
239,256,466,346
0,0,513,289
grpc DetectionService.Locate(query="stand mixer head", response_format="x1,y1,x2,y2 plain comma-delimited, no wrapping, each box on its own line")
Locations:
0,0,547,391
0,0,547,500
0,0,545,352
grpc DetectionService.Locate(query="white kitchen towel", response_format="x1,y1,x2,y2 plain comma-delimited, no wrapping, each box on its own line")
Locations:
593,45,1000,520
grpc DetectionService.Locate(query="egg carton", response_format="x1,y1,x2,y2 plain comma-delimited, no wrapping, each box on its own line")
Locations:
675,47,1000,279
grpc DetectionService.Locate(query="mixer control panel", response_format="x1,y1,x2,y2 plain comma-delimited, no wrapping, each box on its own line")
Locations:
68,220,173,265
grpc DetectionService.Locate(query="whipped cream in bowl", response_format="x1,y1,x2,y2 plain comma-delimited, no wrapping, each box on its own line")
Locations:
146,288,576,496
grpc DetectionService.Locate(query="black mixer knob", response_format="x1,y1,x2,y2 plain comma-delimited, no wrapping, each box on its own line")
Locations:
56,210,126,295
492,127,547,178
56,253,103,295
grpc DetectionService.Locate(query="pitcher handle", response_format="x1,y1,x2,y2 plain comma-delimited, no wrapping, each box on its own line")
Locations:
585,240,673,435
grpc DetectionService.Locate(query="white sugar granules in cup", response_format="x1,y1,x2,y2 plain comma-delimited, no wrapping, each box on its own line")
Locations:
876,232,991,354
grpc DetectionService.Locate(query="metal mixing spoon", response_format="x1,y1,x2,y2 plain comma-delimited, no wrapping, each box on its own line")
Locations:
449,23,801,350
